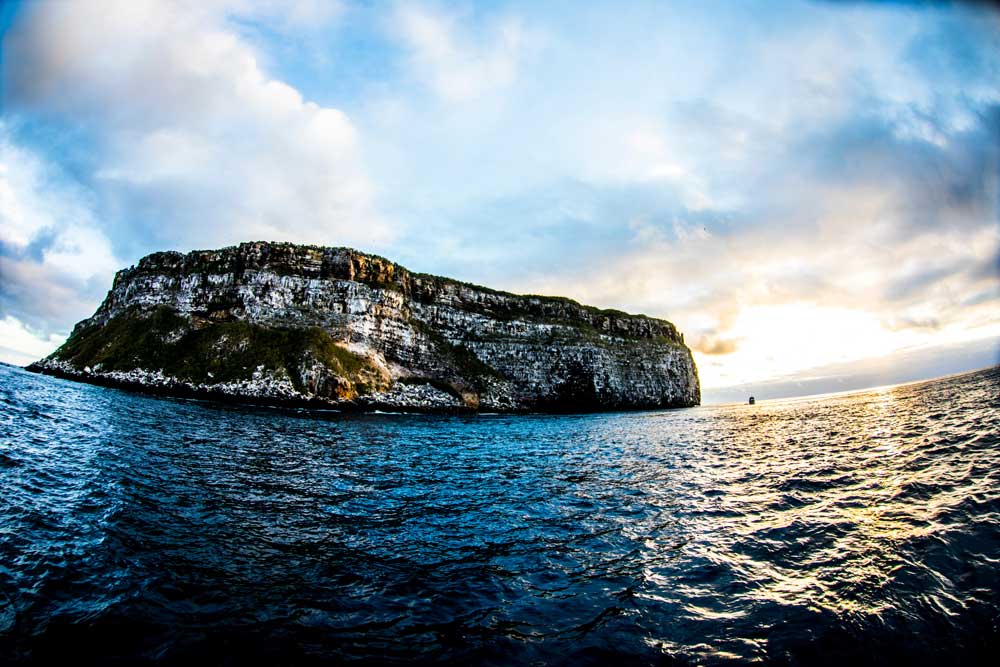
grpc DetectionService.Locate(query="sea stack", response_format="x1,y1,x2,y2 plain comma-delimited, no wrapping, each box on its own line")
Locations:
28,242,700,413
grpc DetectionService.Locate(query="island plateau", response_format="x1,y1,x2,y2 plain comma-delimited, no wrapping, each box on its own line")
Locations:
28,242,700,412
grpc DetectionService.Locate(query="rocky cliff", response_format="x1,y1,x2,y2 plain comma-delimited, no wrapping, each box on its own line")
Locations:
28,242,700,412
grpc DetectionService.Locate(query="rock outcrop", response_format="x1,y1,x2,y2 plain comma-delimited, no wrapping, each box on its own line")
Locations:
28,242,700,412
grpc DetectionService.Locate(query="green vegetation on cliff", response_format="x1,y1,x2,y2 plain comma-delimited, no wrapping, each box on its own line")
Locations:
53,306,387,396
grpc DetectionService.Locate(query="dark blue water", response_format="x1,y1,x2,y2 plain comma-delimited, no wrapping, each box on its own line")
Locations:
1,364,999,665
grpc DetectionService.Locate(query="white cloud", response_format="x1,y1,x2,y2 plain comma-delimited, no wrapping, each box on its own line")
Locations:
227,0,345,31
0,316,66,367
393,4,528,102
5,0,388,252
0,132,118,337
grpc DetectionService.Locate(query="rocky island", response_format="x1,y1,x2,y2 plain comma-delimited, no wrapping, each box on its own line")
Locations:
28,242,700,412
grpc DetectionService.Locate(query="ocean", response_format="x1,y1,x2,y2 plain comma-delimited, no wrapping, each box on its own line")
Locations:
1,363,998,665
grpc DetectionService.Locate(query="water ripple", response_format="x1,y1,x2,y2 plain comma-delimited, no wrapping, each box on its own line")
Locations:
1,364,998,664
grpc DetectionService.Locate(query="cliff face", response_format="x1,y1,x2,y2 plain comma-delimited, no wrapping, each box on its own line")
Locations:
29,242,700,412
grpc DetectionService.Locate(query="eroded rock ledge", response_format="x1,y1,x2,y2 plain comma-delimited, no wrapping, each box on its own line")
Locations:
28,242,700,413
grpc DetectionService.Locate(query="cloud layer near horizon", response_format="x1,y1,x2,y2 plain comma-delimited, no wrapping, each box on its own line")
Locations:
1,0,998,390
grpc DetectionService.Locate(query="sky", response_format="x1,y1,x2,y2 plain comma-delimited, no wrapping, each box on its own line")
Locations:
0,0,997,403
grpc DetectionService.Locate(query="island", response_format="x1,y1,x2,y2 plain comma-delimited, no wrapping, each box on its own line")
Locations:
28,242,700,413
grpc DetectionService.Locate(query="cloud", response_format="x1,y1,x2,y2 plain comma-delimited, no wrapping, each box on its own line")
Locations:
0,134,117,333
0,0,395,362
0,316,66,367
3,0,388,259
693,336,741,356
495,95,1000,388
228,0,345,32
819,1,1000,10
881,315,941,331
392,4,529,102
1,0,997,388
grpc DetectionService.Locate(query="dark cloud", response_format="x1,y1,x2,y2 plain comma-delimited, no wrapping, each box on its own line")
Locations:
0,228,61,263
961,288,1000,307
815,1,1000,9
882,315,942,331
792,103,999,236
0,239,110,332
903,12,1000,87
0,253,107,333
967,247,1000,282
883,262,965,302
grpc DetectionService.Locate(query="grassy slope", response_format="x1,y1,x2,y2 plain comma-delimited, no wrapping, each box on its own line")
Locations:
52,306,387,397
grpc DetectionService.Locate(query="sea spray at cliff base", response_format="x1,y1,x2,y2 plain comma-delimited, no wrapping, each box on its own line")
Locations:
28,242,699,412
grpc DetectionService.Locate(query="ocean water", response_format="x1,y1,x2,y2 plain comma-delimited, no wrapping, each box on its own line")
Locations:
1,364,998,665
